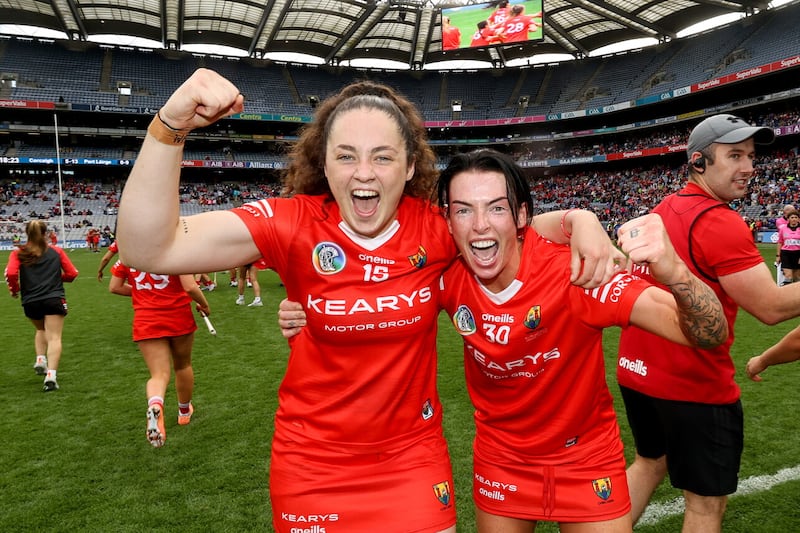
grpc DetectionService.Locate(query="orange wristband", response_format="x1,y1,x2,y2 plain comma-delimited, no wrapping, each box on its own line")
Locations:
147,111,190,145
560,208,578,240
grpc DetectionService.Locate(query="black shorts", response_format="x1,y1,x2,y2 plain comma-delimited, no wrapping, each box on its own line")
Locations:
779,249,800,270
23,297,69,320
619,385,743,496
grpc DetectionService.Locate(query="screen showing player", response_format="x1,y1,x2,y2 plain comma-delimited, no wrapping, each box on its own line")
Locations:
440,0,544,51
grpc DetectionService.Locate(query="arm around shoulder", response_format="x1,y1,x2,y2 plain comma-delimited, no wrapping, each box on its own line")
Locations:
619,214,728,348
532,209,627,288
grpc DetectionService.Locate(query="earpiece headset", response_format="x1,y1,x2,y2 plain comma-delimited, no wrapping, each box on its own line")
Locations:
692,155,706,171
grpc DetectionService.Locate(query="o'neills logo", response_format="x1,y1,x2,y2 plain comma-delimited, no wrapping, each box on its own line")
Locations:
475,473,517,501
619,356,647,376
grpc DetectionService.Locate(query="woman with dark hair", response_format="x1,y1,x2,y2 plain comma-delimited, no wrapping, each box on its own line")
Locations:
5,219,79,391
436,149,725,531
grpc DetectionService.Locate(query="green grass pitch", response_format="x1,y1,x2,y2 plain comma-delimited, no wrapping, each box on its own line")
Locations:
2,244,800,531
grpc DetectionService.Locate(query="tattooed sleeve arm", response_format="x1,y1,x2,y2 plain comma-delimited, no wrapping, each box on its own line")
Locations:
618,213,728,348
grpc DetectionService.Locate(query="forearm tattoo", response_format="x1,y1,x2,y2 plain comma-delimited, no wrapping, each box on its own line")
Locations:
181,218,189,234
667,277,727,348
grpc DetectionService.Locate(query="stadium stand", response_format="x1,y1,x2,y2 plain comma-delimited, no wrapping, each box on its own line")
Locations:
1,1,799,247
0,2,796,115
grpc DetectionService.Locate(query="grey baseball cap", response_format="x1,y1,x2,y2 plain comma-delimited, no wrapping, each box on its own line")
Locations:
686,114,774,159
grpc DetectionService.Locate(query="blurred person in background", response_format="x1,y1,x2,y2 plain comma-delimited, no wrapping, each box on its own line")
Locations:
195,272,216,291
235,260,264,307
109,258,210,448
776,209,800,285
442,16,462,50
96,239,119,281
4,219,78,391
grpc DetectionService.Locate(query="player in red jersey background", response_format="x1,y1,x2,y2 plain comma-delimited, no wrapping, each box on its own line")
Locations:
487,0,511,30
498,4,542,43
96,239,119,281
470,20,502,47
109,260,210,447
442,16,462,50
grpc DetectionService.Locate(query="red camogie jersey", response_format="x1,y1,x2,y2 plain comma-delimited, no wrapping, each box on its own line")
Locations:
502,14,535,42
110,261,197,341
442,26,461,50
618,183,764,404
234,194,457,451
488,7,510,27
471,27,497,47
441,228,648,464
108,240,119,254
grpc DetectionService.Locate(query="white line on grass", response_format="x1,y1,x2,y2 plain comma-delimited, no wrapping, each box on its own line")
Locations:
637,465,800,526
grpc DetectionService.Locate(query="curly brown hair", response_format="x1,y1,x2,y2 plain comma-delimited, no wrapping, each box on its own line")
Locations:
282,80,438,199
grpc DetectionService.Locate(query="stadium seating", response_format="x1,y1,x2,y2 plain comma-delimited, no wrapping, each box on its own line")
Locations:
1,1,797,116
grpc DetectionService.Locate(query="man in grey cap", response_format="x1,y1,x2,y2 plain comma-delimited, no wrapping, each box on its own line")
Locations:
614,114,800,532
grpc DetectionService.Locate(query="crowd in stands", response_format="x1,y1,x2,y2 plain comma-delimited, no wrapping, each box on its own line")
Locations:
11,107,797,171
2,107,799,244
0,179,285,242
3,147,798,244
530,149,799,238
4,0,799,122
519,105,800,230
508,108,800,162
178,181,282,207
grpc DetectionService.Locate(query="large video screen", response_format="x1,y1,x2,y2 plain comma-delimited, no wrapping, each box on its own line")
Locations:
440,0,544,51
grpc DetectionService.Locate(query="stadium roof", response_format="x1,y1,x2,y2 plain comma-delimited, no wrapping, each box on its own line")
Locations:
0,0,778,69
